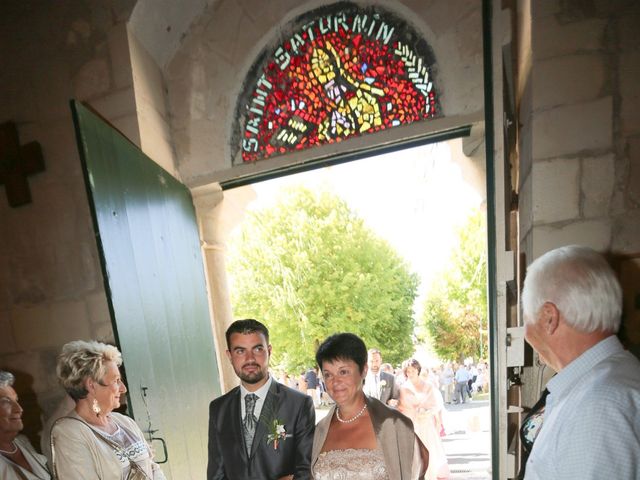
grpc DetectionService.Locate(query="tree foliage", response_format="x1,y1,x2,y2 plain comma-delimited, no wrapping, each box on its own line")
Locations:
421,207,488,362
227,187,418,371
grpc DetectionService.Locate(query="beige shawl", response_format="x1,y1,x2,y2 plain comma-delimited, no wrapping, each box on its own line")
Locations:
312,396,426,479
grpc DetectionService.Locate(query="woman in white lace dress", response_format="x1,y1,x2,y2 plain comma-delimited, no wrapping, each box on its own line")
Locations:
398,359,450,480
311,333,427,479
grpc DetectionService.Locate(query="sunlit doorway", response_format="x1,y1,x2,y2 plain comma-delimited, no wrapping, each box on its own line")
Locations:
219,136,491,479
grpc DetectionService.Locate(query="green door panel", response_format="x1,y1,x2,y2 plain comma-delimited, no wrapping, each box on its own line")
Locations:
71,100,221,479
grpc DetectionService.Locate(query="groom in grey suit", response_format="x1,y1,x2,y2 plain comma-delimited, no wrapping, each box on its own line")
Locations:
207,319,315,480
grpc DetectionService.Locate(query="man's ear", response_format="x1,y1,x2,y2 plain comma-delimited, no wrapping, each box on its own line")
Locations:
541,302,560,335
225,349,232,362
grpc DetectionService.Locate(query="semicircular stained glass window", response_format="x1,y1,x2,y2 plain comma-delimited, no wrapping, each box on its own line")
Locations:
233,1,439,163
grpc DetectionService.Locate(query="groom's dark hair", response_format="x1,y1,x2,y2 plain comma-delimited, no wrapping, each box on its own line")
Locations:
315,333,367,373
225,319,270,349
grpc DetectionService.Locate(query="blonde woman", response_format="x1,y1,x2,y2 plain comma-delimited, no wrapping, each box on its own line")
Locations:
51,340,165,479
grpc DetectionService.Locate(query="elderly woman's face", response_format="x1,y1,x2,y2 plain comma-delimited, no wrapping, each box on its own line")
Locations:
321,358,366,407
0,386,23,436
91,361,127,413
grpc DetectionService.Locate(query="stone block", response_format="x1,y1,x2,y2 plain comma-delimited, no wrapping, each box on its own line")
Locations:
34,121,78,180
533,17,606,61
593,0,638,16
9,250,54,306
628,138,640,206
90,88,137,122
129,30,168,118
110,114,141,146
73,58,111,100
206,0,253,60
0,256,12,311
519,169,533,237
533,55,605,109
138,104,178,176
582,153,615,217
619,12,640,52
0,349,58,394
108,23,133,89
620,52,640,135
520,123,533,180
12,303,91,351
532,97,612,159
11,304,50,348
37,182,79,246
612,210,640,252
0,311,16,352
532,158,580,223
531,0,562,20
50,299,87,326
50,241,99,299
532,219,611,258
33,59,74,122
86,291,111,326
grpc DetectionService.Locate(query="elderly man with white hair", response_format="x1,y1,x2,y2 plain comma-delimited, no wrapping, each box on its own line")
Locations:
521,245,640,480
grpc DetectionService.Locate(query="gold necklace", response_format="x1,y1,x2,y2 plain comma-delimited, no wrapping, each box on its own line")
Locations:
336,403,368,423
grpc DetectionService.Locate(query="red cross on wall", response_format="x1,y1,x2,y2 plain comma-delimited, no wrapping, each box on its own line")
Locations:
0,122,45,207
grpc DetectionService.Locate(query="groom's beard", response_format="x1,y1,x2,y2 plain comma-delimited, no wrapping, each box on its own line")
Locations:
238,363,267,384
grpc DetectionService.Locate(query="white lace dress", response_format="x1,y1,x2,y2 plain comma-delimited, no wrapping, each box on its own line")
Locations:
313,448,389,480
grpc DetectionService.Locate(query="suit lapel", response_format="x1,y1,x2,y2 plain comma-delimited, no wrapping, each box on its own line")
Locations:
250,379,280,457
228,388,249,462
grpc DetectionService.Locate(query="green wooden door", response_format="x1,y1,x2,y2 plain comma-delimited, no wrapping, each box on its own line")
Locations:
71,101,221,479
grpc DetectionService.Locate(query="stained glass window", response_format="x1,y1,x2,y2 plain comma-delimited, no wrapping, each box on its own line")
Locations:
233,2,439,163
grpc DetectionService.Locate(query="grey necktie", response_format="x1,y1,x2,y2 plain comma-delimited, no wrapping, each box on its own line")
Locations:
244,393,258,453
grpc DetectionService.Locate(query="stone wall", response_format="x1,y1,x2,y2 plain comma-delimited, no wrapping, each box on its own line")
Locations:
520,1,640,260
518,0,640,395
0,1,138,445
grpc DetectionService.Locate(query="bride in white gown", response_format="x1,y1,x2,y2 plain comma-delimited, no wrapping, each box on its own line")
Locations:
398,359,450,480
311,333,427,479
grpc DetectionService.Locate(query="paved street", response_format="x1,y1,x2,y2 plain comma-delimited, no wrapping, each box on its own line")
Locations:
442,399,492,479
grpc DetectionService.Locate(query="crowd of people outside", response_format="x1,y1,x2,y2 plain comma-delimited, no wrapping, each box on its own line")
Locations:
278,360,490,410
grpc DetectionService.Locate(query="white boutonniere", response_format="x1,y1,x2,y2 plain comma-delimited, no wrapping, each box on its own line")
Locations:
266,419,287,450
380,379,387,388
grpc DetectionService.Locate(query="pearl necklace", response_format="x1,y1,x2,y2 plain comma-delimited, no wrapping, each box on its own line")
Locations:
0,441,18,455
336,403,368,423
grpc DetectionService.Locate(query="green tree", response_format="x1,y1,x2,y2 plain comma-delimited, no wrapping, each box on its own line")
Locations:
227,187,418,370
421,207,488,361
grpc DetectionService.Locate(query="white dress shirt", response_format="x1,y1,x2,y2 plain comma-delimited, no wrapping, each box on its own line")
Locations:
364,372,381,399
240,374,274,421
525,336,640,479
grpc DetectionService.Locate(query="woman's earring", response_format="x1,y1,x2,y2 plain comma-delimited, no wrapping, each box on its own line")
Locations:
92,398,102,416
